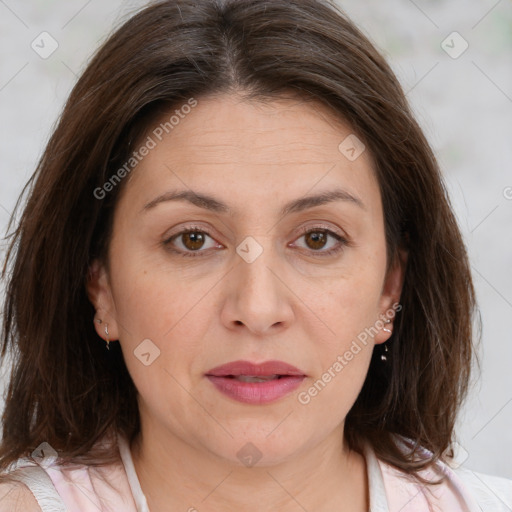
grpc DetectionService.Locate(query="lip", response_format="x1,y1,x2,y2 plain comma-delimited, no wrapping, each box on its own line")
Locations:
206,360,306,377
205,360,306,404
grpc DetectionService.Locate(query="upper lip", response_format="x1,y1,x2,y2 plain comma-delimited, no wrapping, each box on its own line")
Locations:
206,360,306,377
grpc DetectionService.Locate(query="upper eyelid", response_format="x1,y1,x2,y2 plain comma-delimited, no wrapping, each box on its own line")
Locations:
166,222,345,240
294,223,346,238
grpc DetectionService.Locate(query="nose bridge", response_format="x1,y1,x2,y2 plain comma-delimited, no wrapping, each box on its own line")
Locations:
223,235,293,333
235,235,280,302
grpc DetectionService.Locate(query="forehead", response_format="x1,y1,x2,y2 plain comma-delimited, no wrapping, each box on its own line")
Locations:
156,93,357,159
121,93,381,215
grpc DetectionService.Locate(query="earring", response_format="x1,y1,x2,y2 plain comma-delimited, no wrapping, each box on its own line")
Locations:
381,320,392,361
381,343,389,361
105,324,110,350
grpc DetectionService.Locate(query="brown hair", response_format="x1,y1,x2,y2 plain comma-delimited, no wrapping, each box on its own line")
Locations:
1,0,478,481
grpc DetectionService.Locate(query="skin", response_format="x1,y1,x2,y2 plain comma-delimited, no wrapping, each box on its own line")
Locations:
87,92,406,512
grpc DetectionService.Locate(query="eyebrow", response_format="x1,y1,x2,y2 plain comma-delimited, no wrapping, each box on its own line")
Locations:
143,188,365,215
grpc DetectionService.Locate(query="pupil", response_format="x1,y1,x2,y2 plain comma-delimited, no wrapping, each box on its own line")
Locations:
306,231,326,250
184,232,204,250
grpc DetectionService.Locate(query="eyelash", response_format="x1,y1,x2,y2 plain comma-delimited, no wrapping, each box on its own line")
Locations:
163,225,348,258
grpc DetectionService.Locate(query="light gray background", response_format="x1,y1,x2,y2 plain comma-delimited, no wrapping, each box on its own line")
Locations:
0,0,511,478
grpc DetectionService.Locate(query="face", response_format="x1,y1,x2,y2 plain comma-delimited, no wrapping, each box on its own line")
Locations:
88,93,405,465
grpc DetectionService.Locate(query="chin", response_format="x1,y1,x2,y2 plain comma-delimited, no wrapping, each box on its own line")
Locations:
201,428,310,468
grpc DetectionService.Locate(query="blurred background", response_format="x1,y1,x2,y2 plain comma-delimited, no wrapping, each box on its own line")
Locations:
0,0,511,477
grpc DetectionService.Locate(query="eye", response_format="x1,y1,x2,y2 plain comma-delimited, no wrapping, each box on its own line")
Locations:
164,225,348,258
164,228,222,257
291,227,348,256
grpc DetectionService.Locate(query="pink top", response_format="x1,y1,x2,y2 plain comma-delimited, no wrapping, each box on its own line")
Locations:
4,434,512,511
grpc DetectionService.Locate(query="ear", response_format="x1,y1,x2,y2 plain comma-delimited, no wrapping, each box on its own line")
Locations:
374,247,407,345
86,259,120,341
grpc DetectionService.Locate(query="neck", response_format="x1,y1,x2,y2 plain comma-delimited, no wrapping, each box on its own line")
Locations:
130,422,368,512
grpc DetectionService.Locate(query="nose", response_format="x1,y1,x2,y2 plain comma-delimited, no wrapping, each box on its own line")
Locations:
220,241,294,335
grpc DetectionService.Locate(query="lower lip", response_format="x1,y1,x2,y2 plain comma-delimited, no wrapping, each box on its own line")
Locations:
206,375,305,404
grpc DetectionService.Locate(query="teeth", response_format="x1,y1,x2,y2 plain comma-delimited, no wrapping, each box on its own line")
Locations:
235,375,280,383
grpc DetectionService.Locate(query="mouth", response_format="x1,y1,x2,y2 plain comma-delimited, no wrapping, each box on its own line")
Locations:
205,359,306,378
225,374,287,383
205,360,306,404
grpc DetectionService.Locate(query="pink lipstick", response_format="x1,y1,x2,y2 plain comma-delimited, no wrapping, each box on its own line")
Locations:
205,360,306,404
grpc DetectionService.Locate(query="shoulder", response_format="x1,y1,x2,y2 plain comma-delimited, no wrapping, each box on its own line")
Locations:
379,459,512,511
0,433,136,512
373,437,512,511
0,481,42,512
452,465,512,511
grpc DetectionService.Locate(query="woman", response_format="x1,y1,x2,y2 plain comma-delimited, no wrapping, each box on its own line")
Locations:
0,0,510,510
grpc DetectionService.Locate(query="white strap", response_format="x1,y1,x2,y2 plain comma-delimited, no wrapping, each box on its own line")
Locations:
362,441,390,512
9,465,67,512
117,434,150,512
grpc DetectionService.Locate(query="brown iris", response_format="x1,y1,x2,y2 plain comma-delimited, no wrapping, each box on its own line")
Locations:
182,232,206,250
304,231,328,250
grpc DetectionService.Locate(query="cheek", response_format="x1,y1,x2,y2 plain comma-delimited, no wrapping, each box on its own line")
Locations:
295,273,381,418
108,252,219,378
110,241,202,333
313,253,386,338
109,263,212,419
300,253,385,411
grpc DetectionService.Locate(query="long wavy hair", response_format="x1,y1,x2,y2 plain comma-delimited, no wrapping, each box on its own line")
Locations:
1,0,478,482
